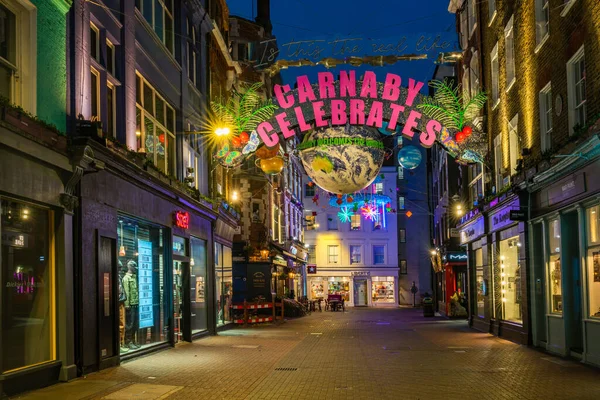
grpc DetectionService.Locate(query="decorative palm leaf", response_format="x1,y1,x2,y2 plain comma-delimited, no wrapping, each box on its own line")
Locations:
417,79,487,131
211,82,278,136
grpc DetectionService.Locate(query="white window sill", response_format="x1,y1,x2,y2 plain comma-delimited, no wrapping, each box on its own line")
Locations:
560,0,577,17
506,79,516,93
535,34,550,54
488,11,497,27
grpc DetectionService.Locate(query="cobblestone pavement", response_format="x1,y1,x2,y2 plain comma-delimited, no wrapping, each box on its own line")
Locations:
14,308,600,400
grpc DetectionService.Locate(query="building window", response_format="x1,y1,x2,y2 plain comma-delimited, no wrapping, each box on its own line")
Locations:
400,260,407,275
307,245,316,264
539,83,553,152
468,163,484,206
90,68,100,120
373,245,385,265
567,46,586,134
106,39,115,76
187,21,199,86
498,236,522,324
489,0,496,21
586,205,600,318
305,183,315,197
372,277,395,303
350,245,362,264
327,245,339,264
398,165,404,179
138,0,174,54
459,8,468,49
398,196,405,210
535,0,550,46
305,214,316,230
548,219,562,314
475,248,484,318
468,0,477,38
508,114,520,177
136,73,176,175
373,182,384,195
1,198,55,372
327,214,337,230
0,3,16,101
491,43,499,106
504,16,515,90
494,135,503,190
273,205,281,243
107,82,116,138
350,214,361,231
90,22,100,61
470,51,480,99
399,229,406,243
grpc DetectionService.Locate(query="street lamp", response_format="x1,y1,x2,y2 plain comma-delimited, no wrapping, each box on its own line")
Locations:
231,191,239,202
430,249,437,256
215,127,231,136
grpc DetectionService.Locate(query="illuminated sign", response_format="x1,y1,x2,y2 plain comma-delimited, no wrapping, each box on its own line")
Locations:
138,239,154,329
307,265,317,274
2,232,28,248
173,211,190,230
447,253,468,261
460,217,485,245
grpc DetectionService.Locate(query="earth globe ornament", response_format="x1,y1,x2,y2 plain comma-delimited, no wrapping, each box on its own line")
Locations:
299,125,386,194
397,145,422,170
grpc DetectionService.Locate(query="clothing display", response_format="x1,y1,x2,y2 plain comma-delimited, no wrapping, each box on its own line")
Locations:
123,272,139,307
122,263,140,348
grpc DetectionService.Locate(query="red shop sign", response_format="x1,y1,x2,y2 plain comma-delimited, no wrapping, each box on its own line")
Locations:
173,211,190,229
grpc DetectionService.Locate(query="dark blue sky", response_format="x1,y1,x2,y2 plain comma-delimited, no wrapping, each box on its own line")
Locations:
227,0,458,88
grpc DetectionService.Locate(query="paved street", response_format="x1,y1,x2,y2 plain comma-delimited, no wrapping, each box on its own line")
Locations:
14,308,600,400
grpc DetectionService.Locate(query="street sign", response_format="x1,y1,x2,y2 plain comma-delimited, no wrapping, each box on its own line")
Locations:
307,265,317,274
450,228,460,238
510,209,527,221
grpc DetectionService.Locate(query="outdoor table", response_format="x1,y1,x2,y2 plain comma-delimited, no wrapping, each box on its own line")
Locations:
329,300,340,311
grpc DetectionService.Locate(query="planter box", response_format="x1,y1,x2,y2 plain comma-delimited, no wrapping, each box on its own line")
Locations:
2,106,67,153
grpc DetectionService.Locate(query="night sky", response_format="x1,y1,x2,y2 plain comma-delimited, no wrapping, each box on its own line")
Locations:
227,0,458,89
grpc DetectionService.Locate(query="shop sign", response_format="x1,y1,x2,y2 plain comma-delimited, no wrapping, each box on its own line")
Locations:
173,211,190,230
447,252,467,262
252,271,267,289
351,271,370,277
488,199,520,233
509,209,527,221
460,217,484,245
450,228,460,238
547,173,586,206
273,256,287,266
137,239,154,329
290,246,298,255
307,264,317,274
2,232,28,248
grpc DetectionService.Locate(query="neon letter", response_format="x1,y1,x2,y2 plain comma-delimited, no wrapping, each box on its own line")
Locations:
294,106,312,132
359,71,378,99
382,73,401,102
273,84,295,109
405,78,425,106
313,101,328,128
331,100,347,125
275,112,295,139
297,75,316,103
366,101,384,128
339,70,356,97
402,110,422,138
349,99,365,125
257,122,279,147
318,72,336,99
421,119,441,148
387,103,405,131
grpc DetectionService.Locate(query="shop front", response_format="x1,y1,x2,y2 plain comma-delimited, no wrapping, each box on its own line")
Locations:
529,149,600,367
76,142,216,374
437,252,468,318
307,269,398,307
1,125,77,395
459,196,529,344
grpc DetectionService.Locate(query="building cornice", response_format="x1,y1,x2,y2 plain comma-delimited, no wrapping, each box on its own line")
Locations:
211,25,242,75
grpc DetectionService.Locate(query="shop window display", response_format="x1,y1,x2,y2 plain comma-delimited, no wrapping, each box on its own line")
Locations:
1,198,54,372
117,215,167,354
327,277,349,301
190,237,207,333
549,218,562,314
475,248,484,318
587,206,600,318
215,243,233,326
310,278,325,298
498,237,522,324
372,277,395,303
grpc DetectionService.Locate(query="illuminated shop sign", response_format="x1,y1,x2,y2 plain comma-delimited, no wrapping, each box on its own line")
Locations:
173,211,190,230
460,217,484,245
447,253,468,261
488,199,520,232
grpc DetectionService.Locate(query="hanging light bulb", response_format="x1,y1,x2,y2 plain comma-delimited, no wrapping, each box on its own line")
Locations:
119,220,126,256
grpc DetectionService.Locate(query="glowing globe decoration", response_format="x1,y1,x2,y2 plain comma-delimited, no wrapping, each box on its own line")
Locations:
378,120,399,136
299,125,386,194
398,145,422,170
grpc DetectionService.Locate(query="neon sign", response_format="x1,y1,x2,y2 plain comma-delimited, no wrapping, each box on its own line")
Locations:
173,211,190,230
255,70,441,148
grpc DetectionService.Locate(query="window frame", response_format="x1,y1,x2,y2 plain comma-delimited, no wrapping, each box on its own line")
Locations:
398,196,405,210
90,67,101,120
349,245,362,265
138,0,175,55
494,135,504,190
90,22,100,62
539,82,553,152
106,39,115,76
106,81,116,138
468,0,477,39
535,0,550,50
488,0,497,24
327,245,339,264
399,229,406,243
373,245,386,265
491,43,499,108
567,46,586,135
327,214,338,231
305,183,315,197
504,16,516,92
350,214,361,231
400,259,407,275
508,114,520,177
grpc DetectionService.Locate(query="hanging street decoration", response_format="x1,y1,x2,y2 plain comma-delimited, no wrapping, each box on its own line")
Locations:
397,145,423,170
361,204,379,220
328,193,392,208
338,207,354,223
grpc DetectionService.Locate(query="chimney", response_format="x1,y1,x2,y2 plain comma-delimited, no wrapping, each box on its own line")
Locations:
255,0,272,35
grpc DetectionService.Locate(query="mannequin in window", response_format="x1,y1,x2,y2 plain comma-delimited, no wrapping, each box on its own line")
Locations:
123,260,140,349
118,260,128,353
